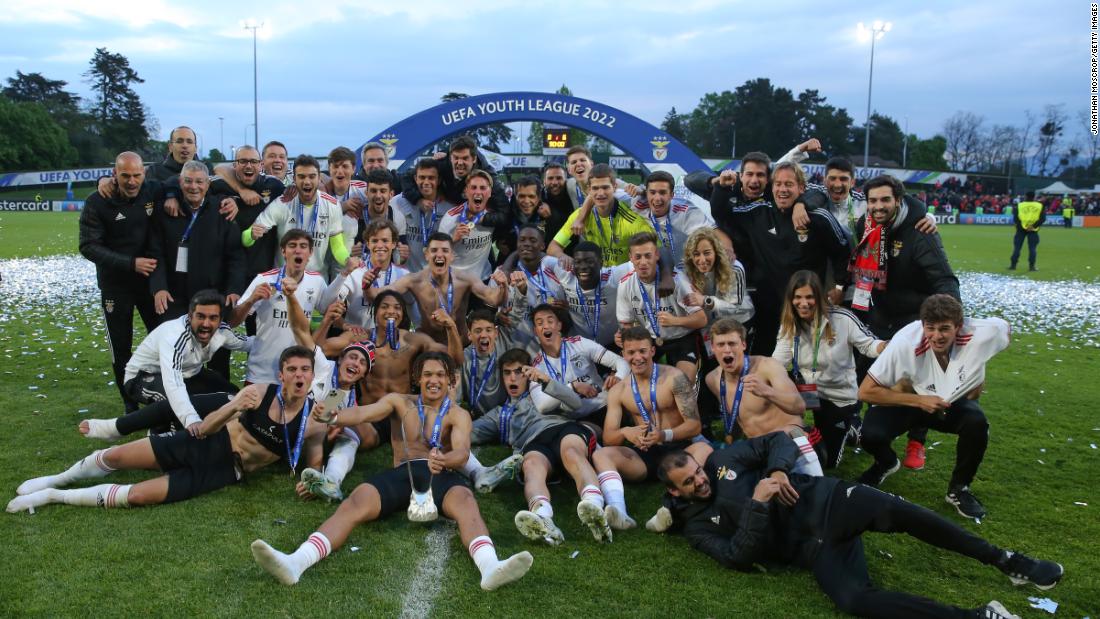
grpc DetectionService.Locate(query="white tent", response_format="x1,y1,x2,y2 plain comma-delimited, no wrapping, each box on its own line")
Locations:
1036,181,1081,195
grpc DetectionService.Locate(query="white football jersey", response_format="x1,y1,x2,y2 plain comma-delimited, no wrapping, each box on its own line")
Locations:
239,269,328,383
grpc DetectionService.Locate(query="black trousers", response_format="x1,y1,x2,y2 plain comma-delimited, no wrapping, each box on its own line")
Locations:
101,290,158,412
813,483,1002,618
120,369,238,434
1009,229,1039,268
815,398,861,469
860,399,989,489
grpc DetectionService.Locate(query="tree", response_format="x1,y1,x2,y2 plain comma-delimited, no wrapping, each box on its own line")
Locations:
435,92,513,152
906,135,948,170
682,90,736,157
661,107,687,142
206,148,227,164
1032,104,1066,177
0,97,78,170
850,113,904,165
976,125,1021,173
3,71,80,117
794,89,853,158
83,47,152,154
941,111,984,171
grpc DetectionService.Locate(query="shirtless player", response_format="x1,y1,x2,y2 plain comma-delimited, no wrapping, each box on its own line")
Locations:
250,351,533,591
592,327,702,531
370,232,506,344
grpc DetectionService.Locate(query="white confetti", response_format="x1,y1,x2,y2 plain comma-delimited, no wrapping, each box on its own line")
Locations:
350,546,360,552
570,550,580,559
1074,501,1088,506
1028,596,1059,614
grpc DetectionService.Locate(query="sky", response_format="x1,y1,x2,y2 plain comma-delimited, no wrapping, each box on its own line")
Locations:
0,0,1084,161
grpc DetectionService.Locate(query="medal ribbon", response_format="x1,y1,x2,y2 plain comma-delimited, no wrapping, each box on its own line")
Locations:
719,356,750,438
417,395,452,448
276,385,313,476
630,363,659,429
430,268,454,313
468,350,496,410
542,339,569,383
498,391,528,444
576,278,602,340
638,279,662,340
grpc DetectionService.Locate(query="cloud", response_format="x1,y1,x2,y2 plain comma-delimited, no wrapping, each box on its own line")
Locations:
42,36,184,63
0,0,197,28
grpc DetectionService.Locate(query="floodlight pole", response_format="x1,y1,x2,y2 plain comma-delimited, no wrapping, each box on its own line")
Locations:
244,22,262,147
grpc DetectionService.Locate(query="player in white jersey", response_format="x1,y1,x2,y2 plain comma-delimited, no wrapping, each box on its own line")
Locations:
630,171,715,271
858,294,1010,520
501,225,568,349
245,154,348,274
392,159,453,273
530,304,628,420
321,219,410,330
438,170,496,281
616,232,706,384
233,230,328,384
79,290,253,440
351,168,406,253
547,241,631,349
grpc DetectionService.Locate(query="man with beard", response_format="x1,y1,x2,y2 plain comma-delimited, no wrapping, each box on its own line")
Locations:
78,290,252,439
245,155,349,274
592,327,701,531
657,431,1062,619
80,151,162,412
209,145,286,287
541,162,573,240
710,161,849,356
438,170,499,281
402,136,510,214
392,158,454,272
232,230,328,385
250,351,534,591
495,176,554,262
630,171,715,272
352,141,402,194
370,233,507,344
10,347,330,514
147,126,205,183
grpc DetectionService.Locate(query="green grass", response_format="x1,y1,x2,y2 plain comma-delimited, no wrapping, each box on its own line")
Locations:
939,225,1100,283
1,216,1098,617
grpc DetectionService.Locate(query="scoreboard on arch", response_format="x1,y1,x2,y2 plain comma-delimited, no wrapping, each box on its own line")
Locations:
543,124,571,154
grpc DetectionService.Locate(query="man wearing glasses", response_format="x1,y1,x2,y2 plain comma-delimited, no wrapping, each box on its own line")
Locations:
210,146,287,285
147,126,207,183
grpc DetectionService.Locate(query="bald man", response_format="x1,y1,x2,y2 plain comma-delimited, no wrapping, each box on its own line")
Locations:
80,152,164,412
147,126,207,183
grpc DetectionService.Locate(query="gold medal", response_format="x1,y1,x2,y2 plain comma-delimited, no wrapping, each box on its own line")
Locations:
656,337,664,347
724,434,733,445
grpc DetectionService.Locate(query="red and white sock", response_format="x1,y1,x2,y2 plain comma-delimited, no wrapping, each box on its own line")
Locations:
18,449,116,495
468,535,499,575
289,532,332,573
528,495,553,519
57,483,130,508
580,484,605,509
598,471,627,513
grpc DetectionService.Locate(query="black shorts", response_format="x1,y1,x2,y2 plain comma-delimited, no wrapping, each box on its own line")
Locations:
656,333,700,367
630,440,691,480
522,422,597,473
365,460,470,519
150,429,241,503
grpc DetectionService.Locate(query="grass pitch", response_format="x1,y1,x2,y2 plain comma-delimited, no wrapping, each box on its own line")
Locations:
0,213,1097,617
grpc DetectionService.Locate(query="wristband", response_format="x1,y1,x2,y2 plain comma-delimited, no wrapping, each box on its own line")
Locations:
663,429,673,442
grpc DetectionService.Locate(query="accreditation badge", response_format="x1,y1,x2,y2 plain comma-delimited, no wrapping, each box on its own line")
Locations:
175,245,189,273
852,277,873,311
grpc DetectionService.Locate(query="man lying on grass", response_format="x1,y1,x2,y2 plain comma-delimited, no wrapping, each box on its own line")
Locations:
9,346,328,512
657,432,1063,619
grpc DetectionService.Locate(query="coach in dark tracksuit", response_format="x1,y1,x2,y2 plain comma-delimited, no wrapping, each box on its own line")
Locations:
79,152,162,412
661,432,1062,618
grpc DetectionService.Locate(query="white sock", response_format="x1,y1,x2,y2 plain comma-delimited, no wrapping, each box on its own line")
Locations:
57,484,130,508
18,449,115,495
462,453,487,480
324,432,359,487
289,532,332,574
84,418,122,440
580,484,605,509
469,535,499,575
528,495,553,519
792,436,824,477
598,471,627,514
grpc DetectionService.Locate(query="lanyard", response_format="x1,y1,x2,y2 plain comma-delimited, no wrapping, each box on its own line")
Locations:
637,278,662,339
458,203,485,226
273,265,287,292
719,356,750,438
295,199,320,236
792,324,824,375
430,268,454,313
542,339,569,383
498,391,528,444
468,350,496,410
593,206,616,245
519,261,550,304
365,256,393,288
648,210,675,259
179,202,204,244
576,278,601,340
371,318,400,351
331,365,357,407
419,202,441,246
417,395,451,448
276,386,312,476
630,363,659,428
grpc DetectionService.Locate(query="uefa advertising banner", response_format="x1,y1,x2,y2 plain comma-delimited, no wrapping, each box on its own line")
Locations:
0,200,51,212
0,167,113,187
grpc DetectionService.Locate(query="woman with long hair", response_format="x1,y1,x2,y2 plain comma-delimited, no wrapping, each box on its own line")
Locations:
773,270,886,468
